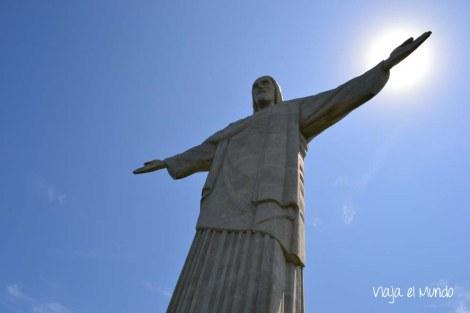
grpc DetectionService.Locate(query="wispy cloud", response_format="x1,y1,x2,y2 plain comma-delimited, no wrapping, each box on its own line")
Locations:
143,281,172,298
32,303,71,313
33,176,66,205
456,304,470,313
424,282,470,313
355,132,395,193
335,128,400,225
334,176,351,187
5,283,73,313
311,217,323,228
453,285,470,313
5,284,32,301
342,204,356,225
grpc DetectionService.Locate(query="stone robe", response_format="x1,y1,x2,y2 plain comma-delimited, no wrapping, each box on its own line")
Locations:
165,62,389,267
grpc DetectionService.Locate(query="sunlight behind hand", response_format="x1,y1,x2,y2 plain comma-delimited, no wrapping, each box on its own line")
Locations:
366,28,433,92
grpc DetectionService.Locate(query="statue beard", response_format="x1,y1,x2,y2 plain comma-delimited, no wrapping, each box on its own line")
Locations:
254,94,275,111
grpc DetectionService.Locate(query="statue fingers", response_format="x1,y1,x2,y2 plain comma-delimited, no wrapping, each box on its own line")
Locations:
399,37,414,47
144,159,165,167
405,31,431,53
414,31,432,46
133,166,147,174
133,164,155,174
402,33,430,57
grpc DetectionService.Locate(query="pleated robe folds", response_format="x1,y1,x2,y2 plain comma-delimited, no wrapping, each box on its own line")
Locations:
163,62,389,313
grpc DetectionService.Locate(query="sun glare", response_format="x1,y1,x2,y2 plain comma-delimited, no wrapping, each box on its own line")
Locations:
366,28,433,92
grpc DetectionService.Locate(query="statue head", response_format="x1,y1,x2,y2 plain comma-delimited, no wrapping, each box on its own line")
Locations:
252,75,283,113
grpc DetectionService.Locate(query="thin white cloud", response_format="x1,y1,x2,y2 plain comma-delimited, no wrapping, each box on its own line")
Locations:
5,284,32,302
5,283,72,313
336,128,400,225
453,285,470,313
456,304,470,313
424,282,470,313
311,217,323,228
6,284,22,298
354,128,397,193
32,303,71,313
33,175,66,205
334,176,351,187
342,204,356,225
143,282,172,298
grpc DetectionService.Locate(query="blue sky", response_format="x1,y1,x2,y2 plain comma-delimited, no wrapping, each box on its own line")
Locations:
1,1,469,312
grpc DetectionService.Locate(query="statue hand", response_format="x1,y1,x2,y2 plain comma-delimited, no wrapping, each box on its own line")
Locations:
133,159,167,174
383,31,431,70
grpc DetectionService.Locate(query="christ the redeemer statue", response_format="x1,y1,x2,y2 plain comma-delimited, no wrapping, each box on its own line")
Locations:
134,31,431,313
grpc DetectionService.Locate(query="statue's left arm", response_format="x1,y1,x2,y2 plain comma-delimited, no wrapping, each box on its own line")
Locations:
297,31,431,141
298,61,390,140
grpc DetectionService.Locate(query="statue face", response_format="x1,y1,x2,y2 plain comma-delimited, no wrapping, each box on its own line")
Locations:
253,76,276,110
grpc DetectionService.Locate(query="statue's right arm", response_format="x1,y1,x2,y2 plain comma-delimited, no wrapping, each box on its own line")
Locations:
163,140,217,179
133,111,250,178
133,140,217,179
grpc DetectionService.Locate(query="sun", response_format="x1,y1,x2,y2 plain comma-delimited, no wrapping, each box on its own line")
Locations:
366,28,433,92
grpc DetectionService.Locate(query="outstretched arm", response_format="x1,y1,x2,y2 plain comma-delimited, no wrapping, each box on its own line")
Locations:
133,114,250,179
298,31,431,141
133,140,217,179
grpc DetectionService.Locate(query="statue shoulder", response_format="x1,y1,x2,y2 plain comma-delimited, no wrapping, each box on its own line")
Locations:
282,89,336,108
205,115,253,143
